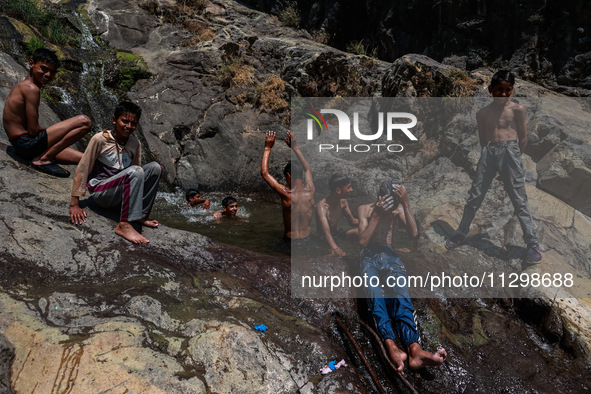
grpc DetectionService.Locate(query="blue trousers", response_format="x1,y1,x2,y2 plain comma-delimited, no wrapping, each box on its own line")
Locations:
360,244,420,349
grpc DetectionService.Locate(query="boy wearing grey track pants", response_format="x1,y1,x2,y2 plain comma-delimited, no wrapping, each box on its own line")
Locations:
69,101,162,244
445,70,542,263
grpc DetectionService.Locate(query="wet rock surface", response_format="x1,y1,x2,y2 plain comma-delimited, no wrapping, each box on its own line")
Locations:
0,142,368,392
1,0,591,392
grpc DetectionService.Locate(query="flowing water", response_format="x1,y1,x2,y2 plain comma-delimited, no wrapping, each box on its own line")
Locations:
152,190,289,256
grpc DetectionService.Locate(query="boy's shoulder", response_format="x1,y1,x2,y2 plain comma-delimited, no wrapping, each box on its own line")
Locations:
12,79,39,95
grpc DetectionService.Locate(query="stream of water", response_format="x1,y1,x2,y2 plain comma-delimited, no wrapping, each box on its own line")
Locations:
152,190,290,256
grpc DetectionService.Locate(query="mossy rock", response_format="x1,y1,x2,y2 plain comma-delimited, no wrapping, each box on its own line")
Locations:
116,51,151,92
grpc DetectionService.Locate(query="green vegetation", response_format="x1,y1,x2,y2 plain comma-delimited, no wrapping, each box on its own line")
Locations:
279,4,301,28
1,0,77,46
42,19,74,46
0,0,48,26
116,52,151,91
346,40,366,56
25,36,45,54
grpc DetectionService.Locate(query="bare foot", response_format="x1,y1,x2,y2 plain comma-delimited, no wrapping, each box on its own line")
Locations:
138,218,159,228
115,222,149,244
385,339,407,374
408,343,447,370
31,157,53,166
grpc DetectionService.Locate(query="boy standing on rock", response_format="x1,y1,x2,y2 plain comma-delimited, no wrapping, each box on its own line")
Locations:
261,130,315,241
2,48,90,177
69,101,162,244
445,70,542,263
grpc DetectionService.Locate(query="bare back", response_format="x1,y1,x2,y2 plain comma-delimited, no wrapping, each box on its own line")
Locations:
291,182,315,239
315,196,343,234
3,80,40,138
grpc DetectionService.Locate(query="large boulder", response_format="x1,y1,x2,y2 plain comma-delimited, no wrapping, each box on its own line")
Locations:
87,0,390,190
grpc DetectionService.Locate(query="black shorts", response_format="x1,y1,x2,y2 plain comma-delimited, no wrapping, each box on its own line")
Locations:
10,130,48,160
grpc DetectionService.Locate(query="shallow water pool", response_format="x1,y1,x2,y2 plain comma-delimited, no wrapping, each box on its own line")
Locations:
152,190,290,256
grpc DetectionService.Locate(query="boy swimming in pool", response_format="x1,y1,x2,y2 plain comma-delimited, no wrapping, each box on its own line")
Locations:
213,196,239,220
186,189,211,209
3,48,90,177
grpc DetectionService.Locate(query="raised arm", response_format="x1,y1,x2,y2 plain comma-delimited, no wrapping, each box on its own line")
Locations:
261,131,289,199
285,131,314,191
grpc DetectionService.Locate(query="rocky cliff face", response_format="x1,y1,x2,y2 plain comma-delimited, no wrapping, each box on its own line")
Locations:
85,0,389,191
244,0,591,95
1,0,591,392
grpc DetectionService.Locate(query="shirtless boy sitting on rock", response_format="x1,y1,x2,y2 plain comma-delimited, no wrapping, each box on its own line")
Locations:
69,101,162,244
3,48,90,177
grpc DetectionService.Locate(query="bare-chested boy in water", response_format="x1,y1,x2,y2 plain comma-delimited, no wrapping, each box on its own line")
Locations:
316,173,358,256
261,131,315,240
3,48,90,177
445,70,541,263
358,179,447,373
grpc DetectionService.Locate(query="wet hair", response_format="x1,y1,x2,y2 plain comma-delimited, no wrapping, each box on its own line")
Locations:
378,178,403,205
114,101,142,121
31,48,61,68
490,70,515,87
186,189,200,202
222,196,237,207
329,173,351,193
285,160,304,180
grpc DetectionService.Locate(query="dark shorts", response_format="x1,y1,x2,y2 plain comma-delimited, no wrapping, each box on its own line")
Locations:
10,130,48,160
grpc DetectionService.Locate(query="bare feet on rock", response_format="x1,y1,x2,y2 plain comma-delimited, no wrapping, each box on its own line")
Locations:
385,339,408,374
115,222,149,244
139,218,159,228
408,343,447,370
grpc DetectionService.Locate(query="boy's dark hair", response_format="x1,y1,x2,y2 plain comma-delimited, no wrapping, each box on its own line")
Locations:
222,196,237,207
114,101,142,120
378,178,403,206
490,70,515,87
186,189,200,202
329,173,351,193
285,160,304,180
32,48,60,68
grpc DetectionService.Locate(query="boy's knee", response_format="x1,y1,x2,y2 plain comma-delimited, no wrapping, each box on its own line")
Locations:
76,115,91,130
145,162,162,175
128,165,144,178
